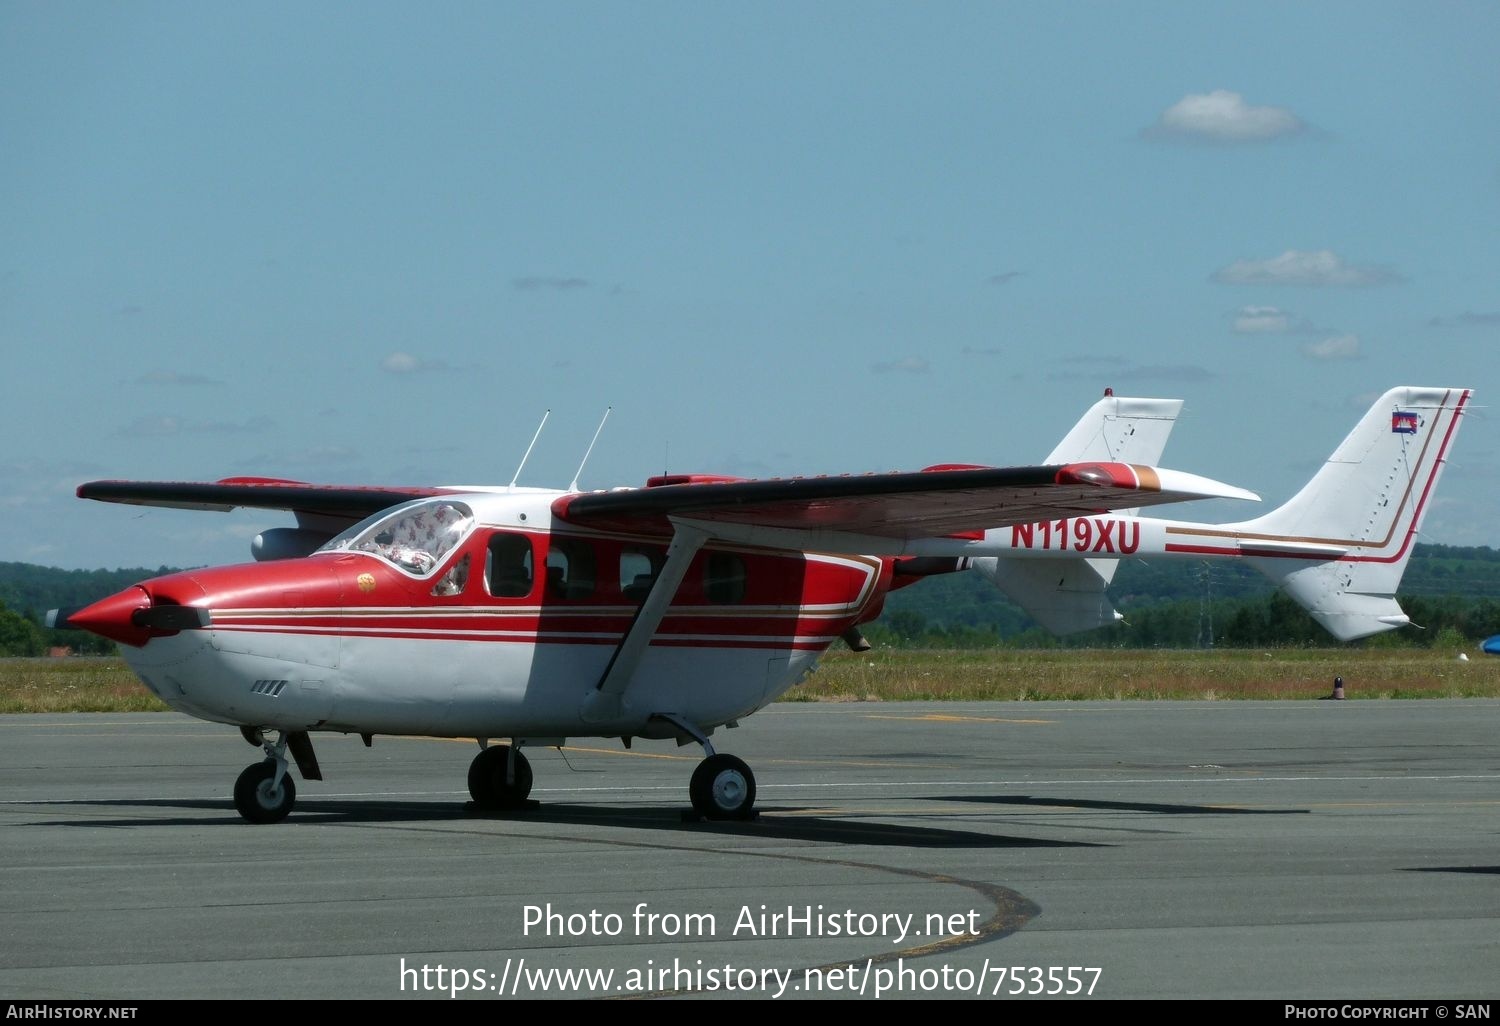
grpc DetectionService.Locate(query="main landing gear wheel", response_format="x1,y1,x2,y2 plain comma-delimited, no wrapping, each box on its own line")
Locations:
467,745,534,810
234,760,297,824
690,753,756,820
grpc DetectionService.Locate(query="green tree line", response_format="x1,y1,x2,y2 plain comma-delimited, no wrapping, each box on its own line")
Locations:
867,591,1500,651
871,542,1500,650
2,543,1497,656
0,562,181,656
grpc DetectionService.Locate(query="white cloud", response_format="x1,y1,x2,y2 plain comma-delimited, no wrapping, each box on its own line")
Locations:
1233,306,1291,333
1114,364,1214,383
1212,250,1400,287
197,416,274,435
1146,90,1306,143
871,357,930,374
137,371,222,386
118,415,181,438
0,460,104,510
1302,334,1361,360
705,454,775,478
513,276,590,291
240,445,360,470
116,415,273,437
1048,362,1213,383
381,352,448,374
1428,311,1500,328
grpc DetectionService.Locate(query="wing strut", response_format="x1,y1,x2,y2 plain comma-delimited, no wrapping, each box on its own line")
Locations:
581,522,710,724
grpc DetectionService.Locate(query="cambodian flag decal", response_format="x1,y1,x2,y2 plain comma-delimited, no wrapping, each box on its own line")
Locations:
1391,411,1419,434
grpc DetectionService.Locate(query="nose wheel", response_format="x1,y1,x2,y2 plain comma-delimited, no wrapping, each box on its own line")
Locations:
689,753,756,820
232,729,304,823
234,760,297,823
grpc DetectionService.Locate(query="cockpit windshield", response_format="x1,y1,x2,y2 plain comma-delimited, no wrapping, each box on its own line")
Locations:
317,499,475,578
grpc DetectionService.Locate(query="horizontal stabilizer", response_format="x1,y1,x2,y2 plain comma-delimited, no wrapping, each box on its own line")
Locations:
971,556,1123,635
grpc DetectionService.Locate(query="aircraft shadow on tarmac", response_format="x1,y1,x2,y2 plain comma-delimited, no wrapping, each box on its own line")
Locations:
527,803,1105,848
37,796,1103,848
933,794,1310,816
1403,866,1500,876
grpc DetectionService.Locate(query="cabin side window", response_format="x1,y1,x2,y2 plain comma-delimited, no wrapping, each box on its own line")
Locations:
619,547,663,601
545,538,597,600
431,553,471,597
326,499,474,579
485,533,534,598
704,551,747,604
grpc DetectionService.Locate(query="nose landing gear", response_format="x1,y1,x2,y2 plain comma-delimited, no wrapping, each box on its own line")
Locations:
234,731,296,823
232,728,320,823
234,759,296,823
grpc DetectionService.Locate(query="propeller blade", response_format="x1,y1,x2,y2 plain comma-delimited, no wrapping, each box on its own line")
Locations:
44,607,81,629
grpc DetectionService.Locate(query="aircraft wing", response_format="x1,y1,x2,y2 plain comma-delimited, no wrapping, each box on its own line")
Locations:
75,478,478,561
552,462,1257,543
76,478,458,519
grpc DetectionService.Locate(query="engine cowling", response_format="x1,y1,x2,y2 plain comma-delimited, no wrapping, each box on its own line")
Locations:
251,527,336,561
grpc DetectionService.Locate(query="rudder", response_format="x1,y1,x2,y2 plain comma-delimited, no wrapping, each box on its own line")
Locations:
974,392,1184,634
1225,387,1472,640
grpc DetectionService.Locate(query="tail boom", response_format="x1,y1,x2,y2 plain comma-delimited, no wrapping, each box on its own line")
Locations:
964,387,1471,641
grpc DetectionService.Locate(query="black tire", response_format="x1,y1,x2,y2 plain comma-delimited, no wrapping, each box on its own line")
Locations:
233,760,297,824
689,753,756,820
467,745,534,809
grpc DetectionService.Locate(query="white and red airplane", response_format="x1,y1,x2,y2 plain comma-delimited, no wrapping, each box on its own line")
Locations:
51,385,1469,824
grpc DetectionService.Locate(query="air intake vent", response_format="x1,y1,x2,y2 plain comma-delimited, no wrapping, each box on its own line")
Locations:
250,679,288,697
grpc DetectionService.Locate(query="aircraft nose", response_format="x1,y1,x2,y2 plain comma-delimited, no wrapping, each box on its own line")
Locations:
55,580,210,648
57,587,153,647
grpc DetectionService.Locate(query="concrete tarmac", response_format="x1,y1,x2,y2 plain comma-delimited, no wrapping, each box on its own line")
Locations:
1,701,1497,1000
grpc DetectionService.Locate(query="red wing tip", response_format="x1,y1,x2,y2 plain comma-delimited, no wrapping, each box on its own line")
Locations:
644,474,749,488
215,476,311,486
1054,462,1141,489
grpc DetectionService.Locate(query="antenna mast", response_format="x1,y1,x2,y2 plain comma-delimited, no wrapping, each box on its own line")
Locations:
569,407,612,492
509,409,550,490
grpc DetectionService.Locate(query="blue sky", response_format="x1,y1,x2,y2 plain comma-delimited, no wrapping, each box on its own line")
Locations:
2,2,1496,570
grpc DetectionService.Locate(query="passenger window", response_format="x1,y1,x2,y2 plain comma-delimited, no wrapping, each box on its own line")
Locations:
431,553,471,597
704,551,747,604
485,534,534,598
620,547,663,601
545,538,597,600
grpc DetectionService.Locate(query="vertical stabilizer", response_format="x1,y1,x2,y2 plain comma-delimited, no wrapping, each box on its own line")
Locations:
1219,387,1471,640
1043,395,1184,467
973,393,1183,633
